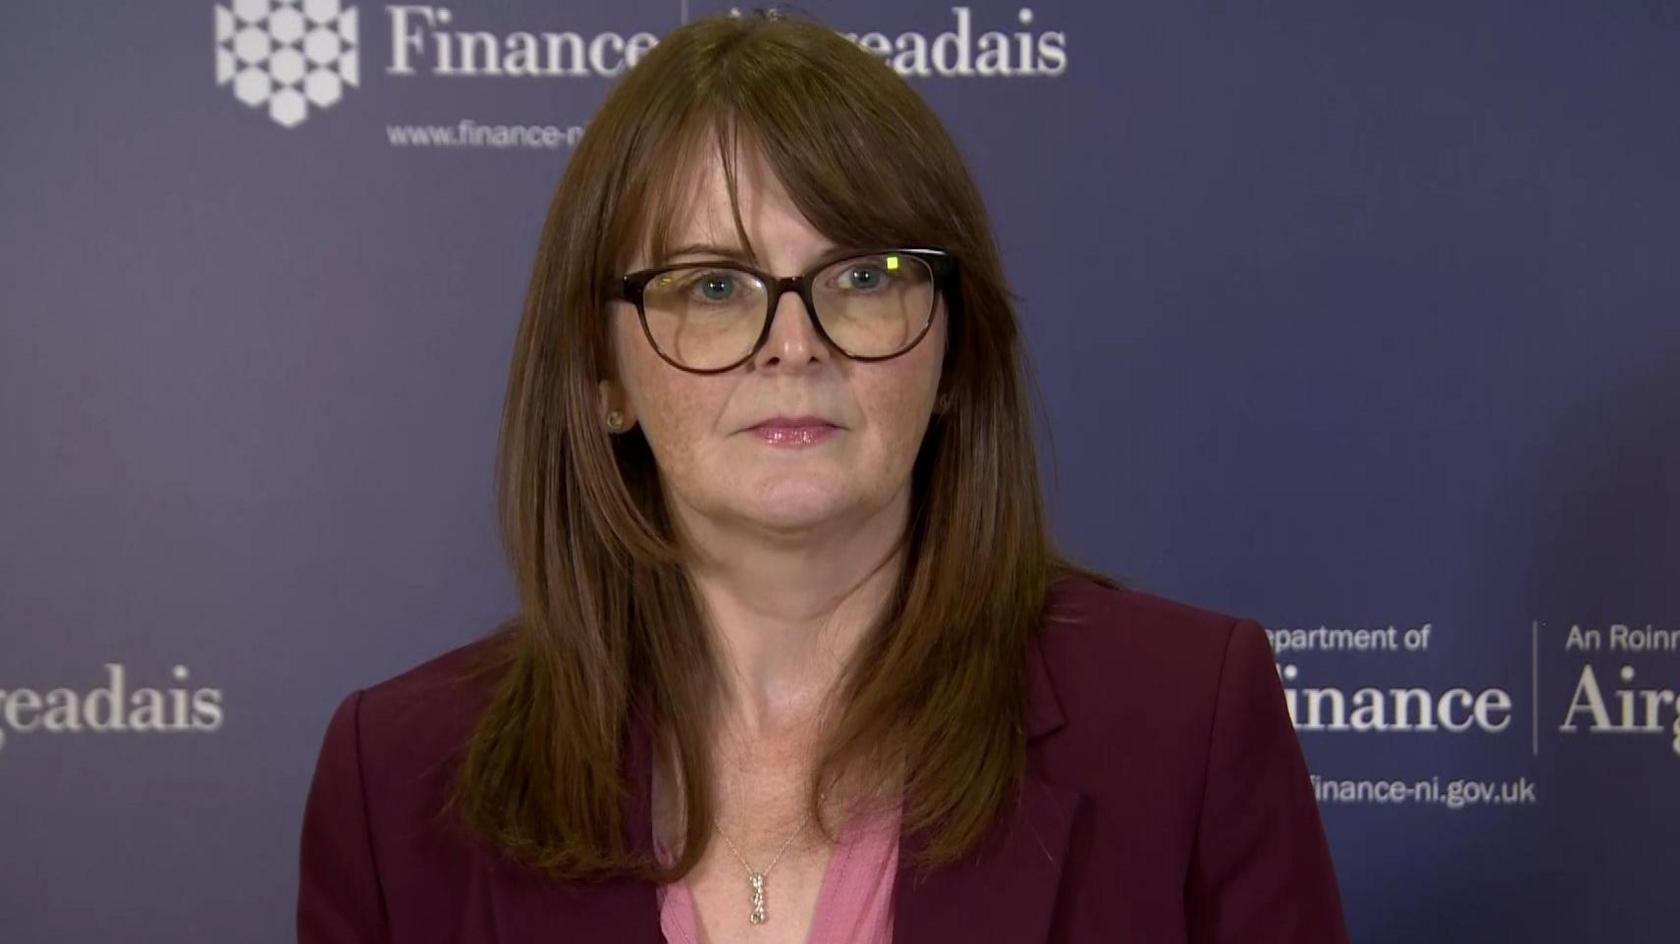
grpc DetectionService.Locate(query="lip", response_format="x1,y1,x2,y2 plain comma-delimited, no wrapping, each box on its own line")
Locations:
748,415,840,430
747,415,841,447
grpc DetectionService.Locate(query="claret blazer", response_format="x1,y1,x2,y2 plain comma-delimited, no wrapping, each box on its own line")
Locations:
298,576,1351,942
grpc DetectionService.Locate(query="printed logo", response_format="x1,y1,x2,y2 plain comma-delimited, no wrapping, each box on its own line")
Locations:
215,0,360,128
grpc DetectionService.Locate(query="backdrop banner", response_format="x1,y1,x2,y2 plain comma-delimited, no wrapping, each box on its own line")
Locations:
2,2,1676,941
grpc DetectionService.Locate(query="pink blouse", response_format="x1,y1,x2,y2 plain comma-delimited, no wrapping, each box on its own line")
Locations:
653,799,900,944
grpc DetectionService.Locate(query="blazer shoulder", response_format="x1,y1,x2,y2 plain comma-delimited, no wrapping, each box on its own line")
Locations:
358,631,508,717
343,630,511,795
1041,574,1260,672
299,633,513,939
1034,575,1271,758
1034,578,1348,940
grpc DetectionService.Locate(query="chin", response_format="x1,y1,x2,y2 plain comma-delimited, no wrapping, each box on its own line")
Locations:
734,478,853,532
743,495,846,533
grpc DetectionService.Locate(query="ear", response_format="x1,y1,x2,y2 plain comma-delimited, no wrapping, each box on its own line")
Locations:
597,378,638,433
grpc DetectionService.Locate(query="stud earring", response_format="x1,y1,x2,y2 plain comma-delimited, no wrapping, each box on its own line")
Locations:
605,410,625,431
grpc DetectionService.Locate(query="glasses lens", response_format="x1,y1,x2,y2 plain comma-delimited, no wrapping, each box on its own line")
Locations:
812,252,936,358
639,265,768,370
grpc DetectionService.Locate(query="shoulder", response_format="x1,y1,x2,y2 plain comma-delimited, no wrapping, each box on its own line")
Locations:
1028,588,1347,938
337,631,510,793
1030,574,1278,803
356,633,508,742
307,630,511,850
1037,573,1268,721
299,632,514,936
1040,573,1252,653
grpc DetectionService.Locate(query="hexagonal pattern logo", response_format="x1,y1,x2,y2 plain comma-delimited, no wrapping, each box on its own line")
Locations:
214,0,360,129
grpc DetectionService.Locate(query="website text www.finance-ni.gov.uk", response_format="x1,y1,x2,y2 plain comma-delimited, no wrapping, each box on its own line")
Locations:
1312,775,1537,809
386,119,584,149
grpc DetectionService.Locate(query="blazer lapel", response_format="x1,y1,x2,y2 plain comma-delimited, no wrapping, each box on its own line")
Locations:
891,634,1085,943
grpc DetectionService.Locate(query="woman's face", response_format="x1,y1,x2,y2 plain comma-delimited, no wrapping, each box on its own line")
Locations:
602,145,947,542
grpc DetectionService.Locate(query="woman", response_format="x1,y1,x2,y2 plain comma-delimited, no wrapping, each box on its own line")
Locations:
298,10,1348,943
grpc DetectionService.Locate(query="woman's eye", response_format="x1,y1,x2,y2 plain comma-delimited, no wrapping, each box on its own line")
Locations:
687,271,739,301
838,264,888,291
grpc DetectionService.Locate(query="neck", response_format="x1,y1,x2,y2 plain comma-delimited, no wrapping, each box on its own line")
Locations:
671,485,911,744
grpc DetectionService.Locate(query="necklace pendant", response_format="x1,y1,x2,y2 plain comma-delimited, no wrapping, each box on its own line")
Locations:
748,871,767,925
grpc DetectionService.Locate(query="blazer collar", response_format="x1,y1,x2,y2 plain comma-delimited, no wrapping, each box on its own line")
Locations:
1024,625,1069,741
486,632,1081,942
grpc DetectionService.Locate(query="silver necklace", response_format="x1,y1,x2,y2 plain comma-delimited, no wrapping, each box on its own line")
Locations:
711,792,826,925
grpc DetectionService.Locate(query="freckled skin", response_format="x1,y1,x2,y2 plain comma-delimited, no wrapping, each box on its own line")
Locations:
601,145,946,544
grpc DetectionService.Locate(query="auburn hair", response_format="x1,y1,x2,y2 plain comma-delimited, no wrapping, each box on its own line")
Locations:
446,9,1115,884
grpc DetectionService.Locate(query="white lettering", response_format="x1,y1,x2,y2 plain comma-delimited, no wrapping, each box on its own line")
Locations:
0,665,224,753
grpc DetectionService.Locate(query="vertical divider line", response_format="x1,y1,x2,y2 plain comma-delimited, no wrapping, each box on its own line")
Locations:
1531,620,1539,756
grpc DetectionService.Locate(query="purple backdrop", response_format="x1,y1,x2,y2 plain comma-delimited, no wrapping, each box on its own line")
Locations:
2,1,1677,940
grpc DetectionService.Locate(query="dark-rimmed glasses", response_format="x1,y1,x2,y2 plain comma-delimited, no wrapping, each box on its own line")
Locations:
611,247,957,374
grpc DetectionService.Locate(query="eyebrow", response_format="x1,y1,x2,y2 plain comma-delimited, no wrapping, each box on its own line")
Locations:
663,242,756,264
659,241,850,268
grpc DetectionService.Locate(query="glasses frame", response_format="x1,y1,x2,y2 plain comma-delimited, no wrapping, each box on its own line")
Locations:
612,246,958,374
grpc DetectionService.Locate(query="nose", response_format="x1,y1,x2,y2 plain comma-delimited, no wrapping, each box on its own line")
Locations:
752,286,829,370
